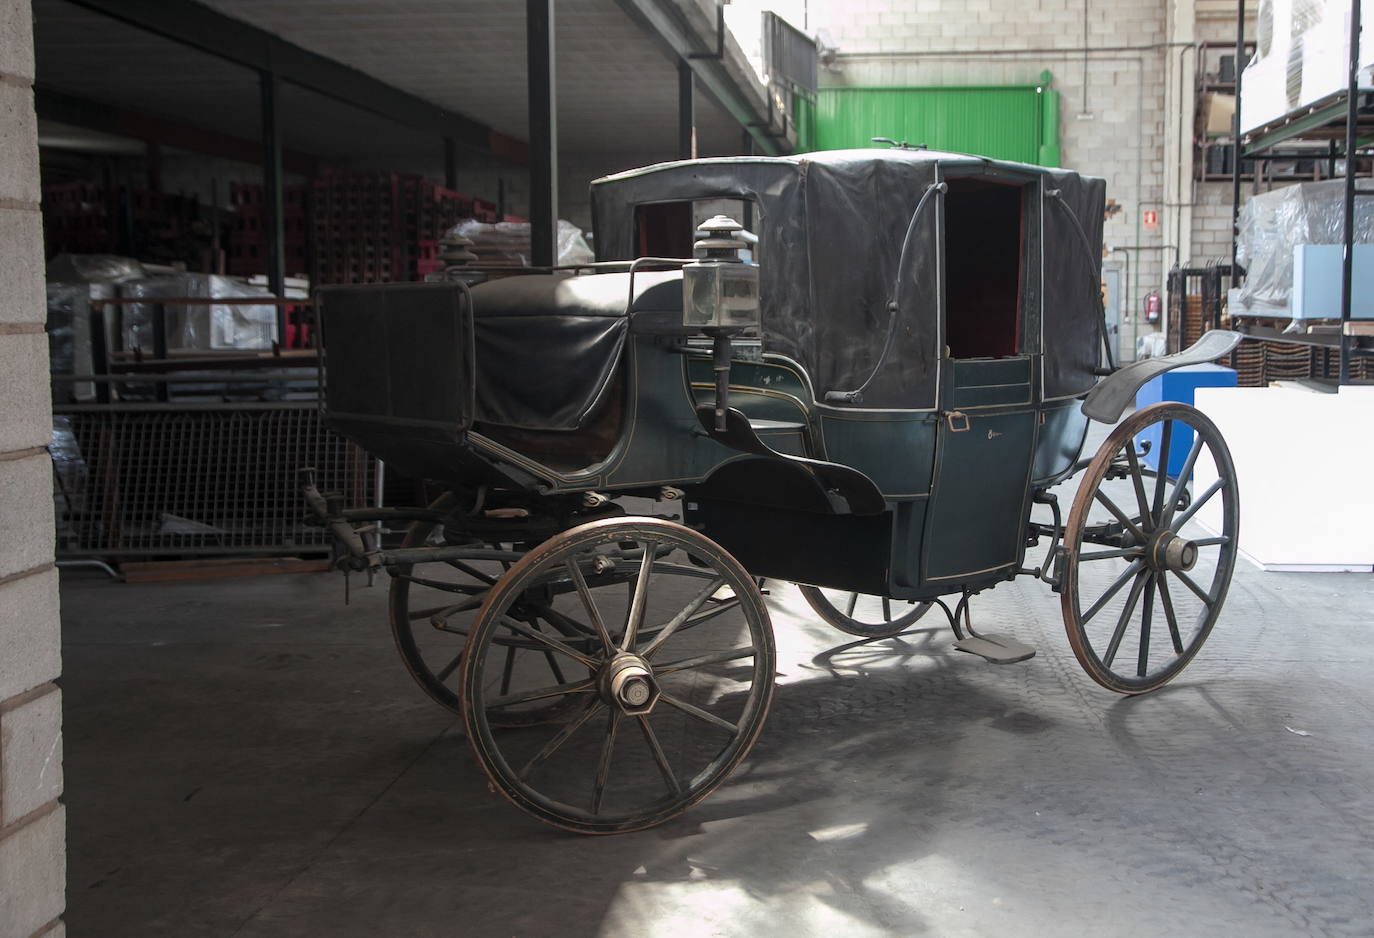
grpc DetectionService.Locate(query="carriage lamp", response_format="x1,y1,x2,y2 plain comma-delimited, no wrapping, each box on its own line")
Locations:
682,215,760,431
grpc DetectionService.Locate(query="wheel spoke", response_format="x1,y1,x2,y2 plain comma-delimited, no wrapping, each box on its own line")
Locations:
428,597,484,629
445,559,499,585
565,559,616,654
845,592,858,617
435,650,463,682
684,595,741,625
498,616,600,668
659,693,739,735
528,601,598,641
1079,558,1146,625
1150,420,1173,523
1103,569,1149,667
1136,576,1156,677
1156,571,1185,654
395,573,483,595
1175,570,1217,607
621,541,657,651
408,599,482,621
487,677,596,709
653,645,757,676
1077,546,1145,562
517,698,604,781
591,710,621,815
542,648,568,686
1124,444,1152,530
1163,435,1206,528
498,644,516,695
641,576,728,658
1172,479,1223,530
1093,490,1147,544
881,597,892,621
637,716,682,797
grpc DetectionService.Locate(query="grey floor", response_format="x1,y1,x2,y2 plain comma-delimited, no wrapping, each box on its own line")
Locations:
60,491,1374,936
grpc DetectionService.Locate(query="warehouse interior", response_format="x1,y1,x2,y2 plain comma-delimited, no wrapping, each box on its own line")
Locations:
2,1,1372,936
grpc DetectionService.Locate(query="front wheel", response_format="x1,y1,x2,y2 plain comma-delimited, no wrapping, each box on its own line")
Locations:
460,517,776,834
1061,402,1239,694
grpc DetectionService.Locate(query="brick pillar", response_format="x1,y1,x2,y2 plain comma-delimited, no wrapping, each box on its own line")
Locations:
0,0,66,935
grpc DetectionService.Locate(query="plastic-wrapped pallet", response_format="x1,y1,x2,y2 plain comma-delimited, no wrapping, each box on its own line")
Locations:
1234,178,1374,316
118,273,279,352
46,282,118,402
446,219,594,268
1240,0,1374,133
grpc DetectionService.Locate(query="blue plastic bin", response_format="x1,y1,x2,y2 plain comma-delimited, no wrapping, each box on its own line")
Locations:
1134,363,1237,478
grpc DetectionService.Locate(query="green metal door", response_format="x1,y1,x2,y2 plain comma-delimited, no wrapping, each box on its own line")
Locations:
797,81,1060,167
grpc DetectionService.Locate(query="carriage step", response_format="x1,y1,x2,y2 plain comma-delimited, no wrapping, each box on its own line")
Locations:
953,633,1036,665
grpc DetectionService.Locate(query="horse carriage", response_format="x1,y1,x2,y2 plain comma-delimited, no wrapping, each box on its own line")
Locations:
302,148,1242,833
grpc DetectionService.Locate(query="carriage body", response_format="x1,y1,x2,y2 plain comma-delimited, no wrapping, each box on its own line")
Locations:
319,149,1108,602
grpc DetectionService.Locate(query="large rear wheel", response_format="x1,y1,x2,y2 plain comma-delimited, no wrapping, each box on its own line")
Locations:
388,493,575,726
1061,403,1239,694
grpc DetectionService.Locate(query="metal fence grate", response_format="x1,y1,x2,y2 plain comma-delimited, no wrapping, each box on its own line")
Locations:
53,404,375,558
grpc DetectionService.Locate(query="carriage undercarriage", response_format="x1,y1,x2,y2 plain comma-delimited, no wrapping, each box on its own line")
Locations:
302,397,1238,834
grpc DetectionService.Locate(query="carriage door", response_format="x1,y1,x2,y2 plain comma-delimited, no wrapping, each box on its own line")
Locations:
921,177,1038,585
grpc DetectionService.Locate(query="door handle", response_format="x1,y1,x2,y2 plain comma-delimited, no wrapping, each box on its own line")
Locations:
943,411,970,432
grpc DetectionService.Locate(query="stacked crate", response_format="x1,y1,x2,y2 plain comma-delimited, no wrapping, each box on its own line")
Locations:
227,183,307,279
41,181,113,255
1224,338,1374,386
311,171,501,285
310,171,401,284
401,175,472,280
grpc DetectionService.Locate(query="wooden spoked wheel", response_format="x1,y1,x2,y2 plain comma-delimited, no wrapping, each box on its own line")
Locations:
1062,402,1239,694
797,585,934,638
460,517,775,834
388,493,575,726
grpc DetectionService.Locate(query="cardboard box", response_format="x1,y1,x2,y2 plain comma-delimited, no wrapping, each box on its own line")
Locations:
1198,93,1237,137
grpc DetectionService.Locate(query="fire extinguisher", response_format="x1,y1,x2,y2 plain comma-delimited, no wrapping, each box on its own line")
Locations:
1144,291,1161,324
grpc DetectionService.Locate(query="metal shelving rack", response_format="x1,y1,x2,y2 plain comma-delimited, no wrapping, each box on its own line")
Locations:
1231,0,1373,385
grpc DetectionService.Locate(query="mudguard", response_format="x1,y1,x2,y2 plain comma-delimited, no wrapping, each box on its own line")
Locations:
1081,330,1242,424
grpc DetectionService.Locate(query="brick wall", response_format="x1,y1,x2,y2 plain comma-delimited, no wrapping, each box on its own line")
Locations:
1191,181,1240,265
796,0,1170,360
0,0,66,934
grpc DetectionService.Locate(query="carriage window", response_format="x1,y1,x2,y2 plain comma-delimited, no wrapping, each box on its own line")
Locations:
635,199,760,263
944,179,1024,358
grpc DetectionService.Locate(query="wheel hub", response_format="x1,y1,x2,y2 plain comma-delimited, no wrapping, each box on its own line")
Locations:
1148,529,1198,573
600,653,660,715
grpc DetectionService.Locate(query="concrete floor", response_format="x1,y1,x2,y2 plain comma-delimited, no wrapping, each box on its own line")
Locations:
60,536,1374,937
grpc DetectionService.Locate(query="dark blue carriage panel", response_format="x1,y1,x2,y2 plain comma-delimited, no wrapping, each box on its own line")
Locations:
686,357,813,458
1031,398,1091,487
817,413,937,498
683,499,894,596
920,407,1038,584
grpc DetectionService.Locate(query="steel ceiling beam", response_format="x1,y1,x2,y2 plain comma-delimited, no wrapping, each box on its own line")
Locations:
614,0,788,156
526,0,558,268
259,70,286,301
34,87,320,176
64,0,525,163
678,59,696,159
